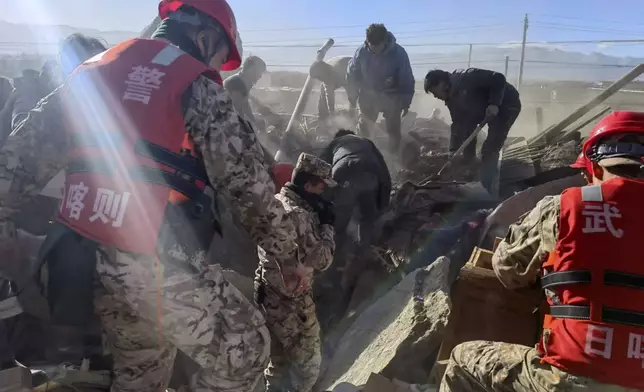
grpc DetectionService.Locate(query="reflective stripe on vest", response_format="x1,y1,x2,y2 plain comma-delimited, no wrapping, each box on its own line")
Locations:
543,270,644,327
538,178,644,389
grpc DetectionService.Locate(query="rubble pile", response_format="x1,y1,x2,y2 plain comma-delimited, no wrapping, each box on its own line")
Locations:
377,181,495,263
396,153,478,184
318,257,452,391
538,140,581,171
406,118,450,153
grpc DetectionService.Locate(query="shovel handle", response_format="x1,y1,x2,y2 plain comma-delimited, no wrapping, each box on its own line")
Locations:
418,120,490,185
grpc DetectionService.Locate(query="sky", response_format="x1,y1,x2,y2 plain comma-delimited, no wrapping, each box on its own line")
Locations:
3,0,644,70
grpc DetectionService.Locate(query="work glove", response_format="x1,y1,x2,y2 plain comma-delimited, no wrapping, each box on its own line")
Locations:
402,108,409,117
485,104,499,117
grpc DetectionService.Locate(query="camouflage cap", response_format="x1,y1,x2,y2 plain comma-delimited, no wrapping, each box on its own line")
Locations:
294,153,337,187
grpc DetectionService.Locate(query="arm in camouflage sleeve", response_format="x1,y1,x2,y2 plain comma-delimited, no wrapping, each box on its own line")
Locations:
185,76,299,267
0,89,67,219
301,219,335,272
492,195,560,290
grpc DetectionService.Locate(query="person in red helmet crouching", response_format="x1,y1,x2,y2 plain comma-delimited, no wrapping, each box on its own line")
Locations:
440,111,644,392
3,0,305,391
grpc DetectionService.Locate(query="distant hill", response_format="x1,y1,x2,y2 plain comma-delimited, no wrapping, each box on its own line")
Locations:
419,45,644,83
0,19,138,55
1,19,643,82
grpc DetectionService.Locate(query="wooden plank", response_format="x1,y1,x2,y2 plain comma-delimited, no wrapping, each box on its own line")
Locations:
466,247,494,270
0,366,31,392
437,265,543,365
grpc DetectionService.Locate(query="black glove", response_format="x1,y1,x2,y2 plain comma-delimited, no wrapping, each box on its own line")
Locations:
317,200,335,226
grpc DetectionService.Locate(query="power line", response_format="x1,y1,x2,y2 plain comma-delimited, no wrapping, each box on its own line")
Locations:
532,13,644,28
3,37,644,50
241,38,644,48
244,23,514,45
532,22,644,37
265,59,637,68
238,15,510,33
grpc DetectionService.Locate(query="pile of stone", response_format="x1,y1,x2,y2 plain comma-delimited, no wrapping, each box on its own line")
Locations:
317,257,453,391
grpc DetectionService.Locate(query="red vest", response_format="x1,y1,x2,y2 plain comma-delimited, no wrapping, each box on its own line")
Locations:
538,177,644,389
57,39,221,255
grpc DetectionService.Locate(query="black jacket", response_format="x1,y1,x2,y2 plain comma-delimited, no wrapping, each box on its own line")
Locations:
446,68,521,126
321,134,391,210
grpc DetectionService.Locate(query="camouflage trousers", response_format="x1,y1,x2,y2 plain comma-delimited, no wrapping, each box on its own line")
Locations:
263,287,322,392
439,341,640,392
94,246,270,392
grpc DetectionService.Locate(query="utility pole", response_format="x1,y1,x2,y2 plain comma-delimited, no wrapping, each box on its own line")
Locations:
467,44,473,67
518,14,529,89
504,56,509,76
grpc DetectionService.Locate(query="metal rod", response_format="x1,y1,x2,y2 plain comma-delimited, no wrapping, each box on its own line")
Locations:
277,39,334,162
566,106,612,136
536,106,543,133
518,14,529,89
468,44,473,67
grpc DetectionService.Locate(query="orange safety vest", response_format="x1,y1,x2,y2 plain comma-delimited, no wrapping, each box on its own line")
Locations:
57,38,220,255
538,177,644,389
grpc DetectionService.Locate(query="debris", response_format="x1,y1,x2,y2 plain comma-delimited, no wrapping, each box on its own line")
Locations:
0,366,31,392
396,153,478,184
318,257,452,390
481,174,586,247
379,181,496,262
539,140,581,171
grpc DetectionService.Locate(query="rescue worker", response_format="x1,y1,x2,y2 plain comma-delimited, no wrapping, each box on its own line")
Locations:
0,33,109,368
256,153,336,392
424,68,522,193
318,129,391,331
440,111,644,392
309,56,351,120
6,0,306,391
347,24,415,152
224,55,267,124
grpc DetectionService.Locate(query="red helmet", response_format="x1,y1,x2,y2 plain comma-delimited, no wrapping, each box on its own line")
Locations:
583,111,644,172
272,163,294,192
158,0,242,71
570,152,587,169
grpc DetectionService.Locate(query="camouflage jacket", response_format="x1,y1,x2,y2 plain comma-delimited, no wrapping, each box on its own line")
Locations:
4,75,300,268
492,195,560,289
259,186,335,292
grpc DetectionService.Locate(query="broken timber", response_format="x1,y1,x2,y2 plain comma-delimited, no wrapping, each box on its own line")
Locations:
429,238,543,384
